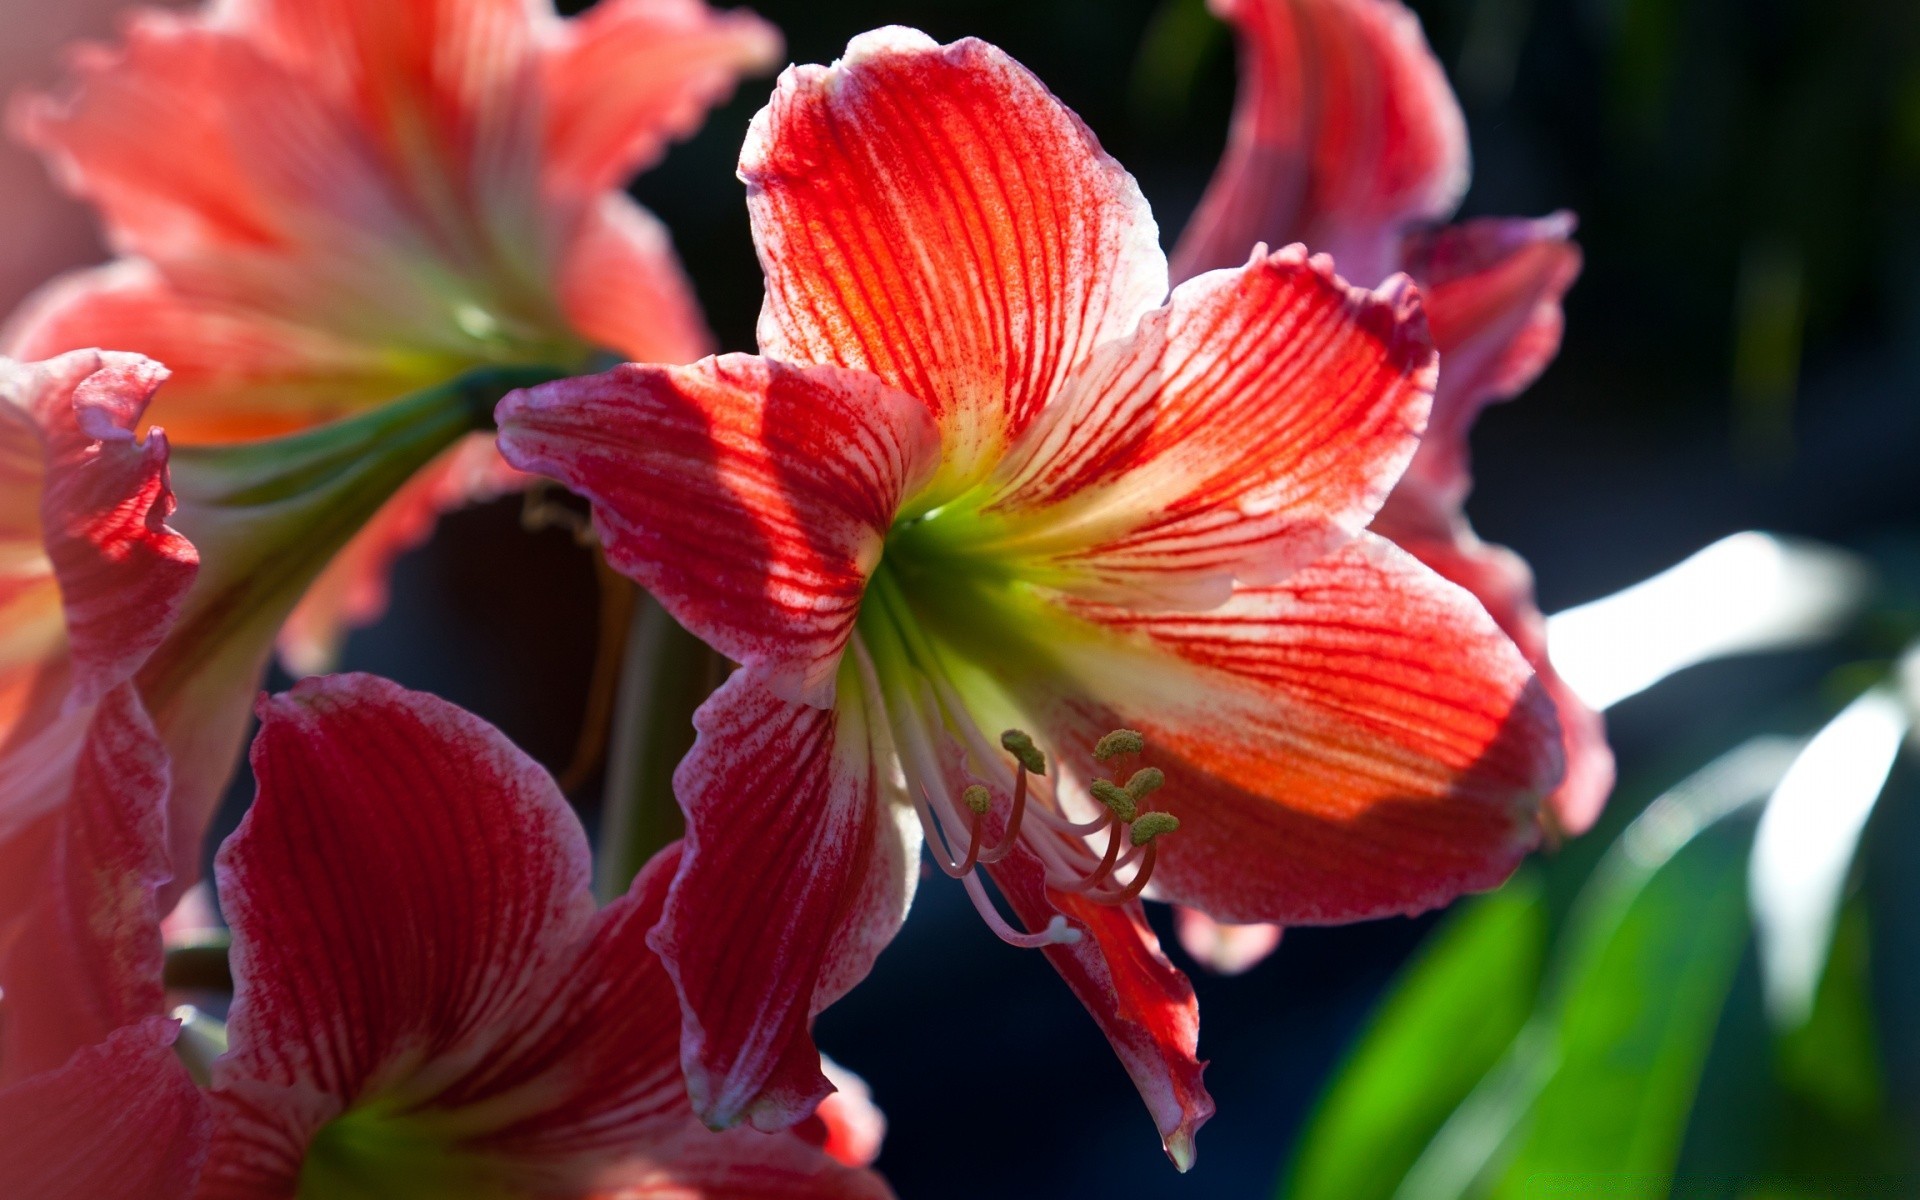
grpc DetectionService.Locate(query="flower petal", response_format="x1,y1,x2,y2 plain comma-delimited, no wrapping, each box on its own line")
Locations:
0,685,171,1081
1169,0,1469,286
970,246,1432,607
984,845,1213,1171
589,1118,895,1200
650,669,919,1132
1376,518,1613,837
0,1017,209,1200
557,191,714,366
542,0,783,196
204,673,599,1194
1172,907,1283,976
498,356,939,707
1393,214,1582,518
811,1057,886,1169
11,351,197,706
1038,533,1560,924
744,28,1168,494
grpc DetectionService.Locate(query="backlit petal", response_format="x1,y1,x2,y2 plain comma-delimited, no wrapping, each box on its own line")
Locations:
985,845,1212,1171
1169,0,1468,285
498,356,940,707
970,246,1432,607
590,1118,895,1200
557,191,714,366
744,28,1167,495
650,669,919,1132
1172,907,1283,976
1037,534,1560,924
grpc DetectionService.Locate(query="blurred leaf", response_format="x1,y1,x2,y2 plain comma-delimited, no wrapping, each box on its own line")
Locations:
1376,739,1802,1199
1776,903,1885,1132
1280,874,1547,1200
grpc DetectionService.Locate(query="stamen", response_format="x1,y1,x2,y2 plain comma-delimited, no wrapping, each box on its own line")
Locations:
1089,778,1138,823
1130,812,1181,845
1056,818,1127,893
960,871,1082,948
1094,729,1145,761
1000,729,1046,775
1125,767,1164,802
962,784,992,814
976,762,1029,865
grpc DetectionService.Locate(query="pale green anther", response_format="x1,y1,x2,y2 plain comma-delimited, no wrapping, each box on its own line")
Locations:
1089,778,1138,823
1094,729,1145,761
963,784,992,815
1130,812,1181,846
1000,729,1046,775
1125,767,1165,801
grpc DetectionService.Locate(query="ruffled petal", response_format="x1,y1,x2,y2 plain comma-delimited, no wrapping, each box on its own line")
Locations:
1375,517,1613,837
985,845,1212,1170
1393,214,1582,517
1034,533,1560,924
650,669,919,1132
1172,907,1283,976
204,673,600,1195
541,0,783,196
498,356,940,707
588,1118,895,1200
556,191,714,366
964,246,1432,608
0,685,171,1081
744,27,1168,495
1169,0,1469,286
0,1017,209,1200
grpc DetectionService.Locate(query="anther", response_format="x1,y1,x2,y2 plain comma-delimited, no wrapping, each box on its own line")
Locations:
1000,729,1046,775
1130,812,1180,846
963,784,992,815
1089,778,1138,823
1125,767,1164,802
1094,729,1145,761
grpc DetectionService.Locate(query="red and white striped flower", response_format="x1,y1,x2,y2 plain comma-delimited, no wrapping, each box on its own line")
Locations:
498,28,1565,1167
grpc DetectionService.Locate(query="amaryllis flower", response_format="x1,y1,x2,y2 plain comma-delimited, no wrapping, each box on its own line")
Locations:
7,0,781,671
497,27,1564,1166
0,350,195,926
1171,0,1609,848
0,685,209,1198
200,673,891,1199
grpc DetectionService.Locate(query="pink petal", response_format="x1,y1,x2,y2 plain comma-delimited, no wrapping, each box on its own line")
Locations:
743,27,1168,495
985,845,1213,1171
557,191,714,366
650,670,919,1132
0,1017,209,1200
976,246,1433,608
205,673,601,1193
1041,533,1561,924
497,356,940,708
812,1057,886,1169
1393,214,1582,519
0,684,171,1081
588,1118,895,1200
1172,906,1283,976
542,0,783,196
1169,0,1469,286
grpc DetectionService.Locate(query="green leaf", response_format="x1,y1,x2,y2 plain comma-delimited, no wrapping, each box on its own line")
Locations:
1280,874,1547,1200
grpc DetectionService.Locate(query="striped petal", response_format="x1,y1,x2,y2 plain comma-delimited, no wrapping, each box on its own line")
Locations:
1169,0,1468,286
497,356,940,708
954,246,1432,608
744,27,1168,497
1031,534,1561,924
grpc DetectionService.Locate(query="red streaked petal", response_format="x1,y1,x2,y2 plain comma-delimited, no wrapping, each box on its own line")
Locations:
1170,0,1469,285
1395,214,1582,517
650,670,919,1132
1378,520,1613,837
1042,533,1560,924
976,246,1432,607
985,845,1212,1170
542,0,782,196
744,27,1167,494
557,191,714,366
205,673,600,1194
1172,907,1283,976
497,356,939,707
14,351,197,707
588,1118,895,1200
0,685,171,1082
0,1017,209,1200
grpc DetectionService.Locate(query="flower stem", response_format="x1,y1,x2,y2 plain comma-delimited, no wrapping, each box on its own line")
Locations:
594,586,724,903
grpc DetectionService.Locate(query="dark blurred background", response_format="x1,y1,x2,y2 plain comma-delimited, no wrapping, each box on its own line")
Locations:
10,0,1919,1196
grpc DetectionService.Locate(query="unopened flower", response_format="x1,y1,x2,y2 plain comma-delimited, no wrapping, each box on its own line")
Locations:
499,28,1563,1166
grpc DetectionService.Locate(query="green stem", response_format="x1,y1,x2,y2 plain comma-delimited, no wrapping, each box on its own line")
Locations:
594,587,724,903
